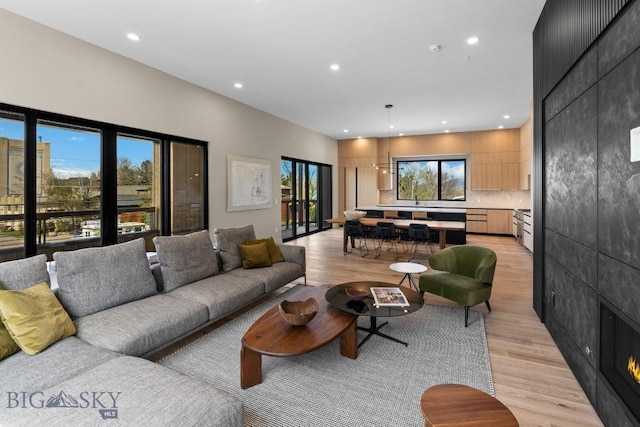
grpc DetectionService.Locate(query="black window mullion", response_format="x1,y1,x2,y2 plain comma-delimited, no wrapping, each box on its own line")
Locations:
101,127,118,246
161,139,171,235
23,113,37,257
201,143,209,231
437,160,443,200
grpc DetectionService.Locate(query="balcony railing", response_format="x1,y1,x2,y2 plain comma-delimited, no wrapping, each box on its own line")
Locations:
0,206,158,261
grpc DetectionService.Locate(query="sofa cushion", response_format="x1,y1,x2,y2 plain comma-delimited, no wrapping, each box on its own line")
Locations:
73,294,208,356
167,274,264,321
0,356,244,427
0,336,119,392
153,230,218,292
228,261,305,293
246,236,285,263
0,282,76,355
214,224,256,272
0,254,50,290
238,242,272,269
54,238,157,318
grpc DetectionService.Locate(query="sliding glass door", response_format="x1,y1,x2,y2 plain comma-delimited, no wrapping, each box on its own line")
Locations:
281,157,331,241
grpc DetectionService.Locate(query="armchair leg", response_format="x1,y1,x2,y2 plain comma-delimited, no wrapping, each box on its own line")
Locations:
485,300,491,312
464,306,469,327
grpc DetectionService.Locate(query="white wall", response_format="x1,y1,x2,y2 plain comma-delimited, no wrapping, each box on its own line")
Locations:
0,9,338,241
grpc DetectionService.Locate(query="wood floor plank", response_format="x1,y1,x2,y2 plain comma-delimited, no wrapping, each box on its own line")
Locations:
151,228,604,427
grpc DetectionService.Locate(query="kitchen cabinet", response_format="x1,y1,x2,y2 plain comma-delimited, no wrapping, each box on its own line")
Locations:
487,209,512,234
377,169,393,190
466,209,487,233
470,129,520,190
471,162,519,190
467,209,511,235
522,211,533,252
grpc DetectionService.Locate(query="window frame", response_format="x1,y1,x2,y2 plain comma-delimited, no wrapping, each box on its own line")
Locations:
0,102,208,259
396,158,467,202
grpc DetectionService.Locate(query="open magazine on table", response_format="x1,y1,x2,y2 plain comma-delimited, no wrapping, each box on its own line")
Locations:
370,287,409,307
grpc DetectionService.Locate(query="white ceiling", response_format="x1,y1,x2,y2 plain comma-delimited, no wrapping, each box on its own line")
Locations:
0,0,545,140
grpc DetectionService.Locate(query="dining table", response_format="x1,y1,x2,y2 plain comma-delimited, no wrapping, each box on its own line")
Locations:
326,217,466,252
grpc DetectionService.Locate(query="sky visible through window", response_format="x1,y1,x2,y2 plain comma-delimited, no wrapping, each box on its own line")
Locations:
0,120,152,178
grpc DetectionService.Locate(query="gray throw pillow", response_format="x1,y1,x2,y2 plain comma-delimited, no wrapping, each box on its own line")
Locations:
214,225,256,272
54,238,157,318
0,254,50,290
153,230,218,292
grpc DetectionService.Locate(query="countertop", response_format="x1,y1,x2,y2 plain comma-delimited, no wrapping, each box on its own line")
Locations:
358,205,466,213
356,205,527,213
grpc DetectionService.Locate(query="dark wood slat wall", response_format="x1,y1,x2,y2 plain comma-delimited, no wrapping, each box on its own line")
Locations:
534,1,640,425
532,0,630,320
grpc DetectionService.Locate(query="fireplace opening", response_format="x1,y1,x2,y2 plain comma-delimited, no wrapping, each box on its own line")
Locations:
600,301,640,423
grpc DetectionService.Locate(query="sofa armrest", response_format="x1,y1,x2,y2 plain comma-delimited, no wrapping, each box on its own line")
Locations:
278,244,306,271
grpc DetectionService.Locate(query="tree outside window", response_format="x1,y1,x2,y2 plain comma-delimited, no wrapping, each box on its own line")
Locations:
397,159,466,201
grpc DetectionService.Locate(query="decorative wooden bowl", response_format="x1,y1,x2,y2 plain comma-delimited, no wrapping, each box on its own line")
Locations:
279,298,319,326
344,287,368,301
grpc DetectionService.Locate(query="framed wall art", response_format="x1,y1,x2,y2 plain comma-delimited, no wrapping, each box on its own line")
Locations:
227,154,272,211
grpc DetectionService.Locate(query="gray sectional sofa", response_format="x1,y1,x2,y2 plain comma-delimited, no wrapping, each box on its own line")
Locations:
0,225,306,426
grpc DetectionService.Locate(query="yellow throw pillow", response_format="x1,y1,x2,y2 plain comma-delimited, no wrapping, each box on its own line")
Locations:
238,242,272,269
245,237,285,263
0,282,20,360
0,282,76,355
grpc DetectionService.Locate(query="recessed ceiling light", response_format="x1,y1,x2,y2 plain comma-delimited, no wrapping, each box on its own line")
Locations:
330,64,340,71
467,36,479,45
441,120,447,124
503,115,510,119
127,33,140,41
234,83,243,89
399,133,404,136
444,130,450,133
343,129,349,133
498,125,504,129
389,125,395,129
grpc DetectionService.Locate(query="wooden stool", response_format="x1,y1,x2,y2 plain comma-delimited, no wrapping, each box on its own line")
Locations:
420,384,519,427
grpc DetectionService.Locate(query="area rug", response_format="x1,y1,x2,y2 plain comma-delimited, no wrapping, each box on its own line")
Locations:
158,286,494,427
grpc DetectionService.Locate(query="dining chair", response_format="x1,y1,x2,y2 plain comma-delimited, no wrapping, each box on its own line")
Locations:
406,223,435,261
344,220,369,257
374,221,399,259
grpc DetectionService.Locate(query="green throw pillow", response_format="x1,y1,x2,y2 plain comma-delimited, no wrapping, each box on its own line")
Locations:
0,282,76,355
245,237,285,263
0,282,20,360
238,242,272,269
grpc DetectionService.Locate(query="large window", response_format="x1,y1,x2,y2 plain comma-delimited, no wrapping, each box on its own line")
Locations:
36,121,102,254
0,104,207,262
397,159,466,201
0,112,26,260
170,142,205,234
117,134,161,244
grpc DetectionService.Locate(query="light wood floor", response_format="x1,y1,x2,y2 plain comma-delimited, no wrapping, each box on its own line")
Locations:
152,228,604,427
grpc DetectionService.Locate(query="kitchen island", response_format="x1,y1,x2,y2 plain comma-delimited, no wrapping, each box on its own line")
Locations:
326,217,465,252
355,205,467,244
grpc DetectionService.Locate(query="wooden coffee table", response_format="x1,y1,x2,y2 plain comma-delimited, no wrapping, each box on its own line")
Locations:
240,285,358,389
420,384,519,427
